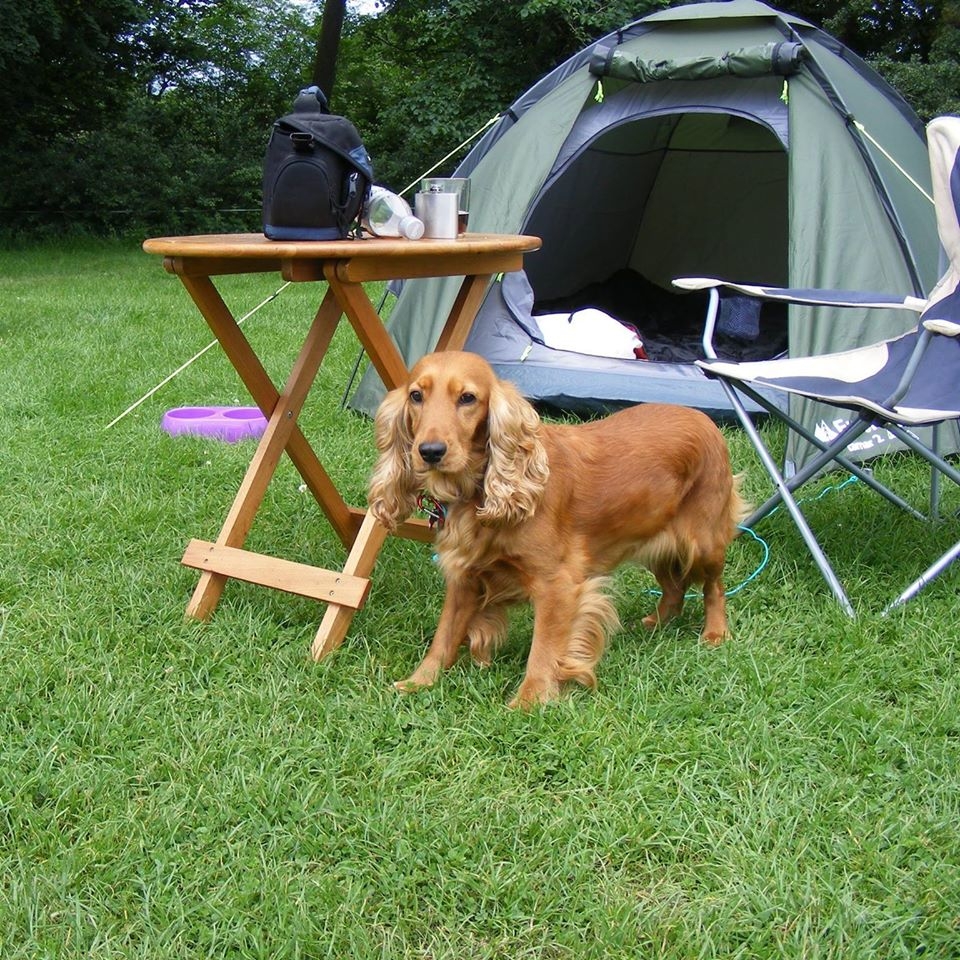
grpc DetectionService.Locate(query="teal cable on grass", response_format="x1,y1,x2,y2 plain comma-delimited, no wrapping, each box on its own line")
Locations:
649,476,860,599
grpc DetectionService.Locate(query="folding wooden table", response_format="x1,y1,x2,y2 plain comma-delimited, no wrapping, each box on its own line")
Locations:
142,232,541,659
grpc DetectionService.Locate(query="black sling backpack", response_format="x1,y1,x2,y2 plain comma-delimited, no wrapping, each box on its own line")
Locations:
262,86,373,241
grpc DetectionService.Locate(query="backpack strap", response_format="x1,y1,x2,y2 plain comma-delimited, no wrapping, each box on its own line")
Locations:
273,116,374,180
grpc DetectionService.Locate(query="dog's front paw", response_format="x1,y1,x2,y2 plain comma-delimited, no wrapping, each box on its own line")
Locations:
508,675,560,709
393,661,442,694
640,613,660,631
470,648,492,669
700,628,728,647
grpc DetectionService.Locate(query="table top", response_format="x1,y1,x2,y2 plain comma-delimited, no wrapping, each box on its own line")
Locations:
142,232,541,261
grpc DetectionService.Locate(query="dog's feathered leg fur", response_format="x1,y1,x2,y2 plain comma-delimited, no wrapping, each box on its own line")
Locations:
467,605,510,667
555,576,620,689
510,574,620,708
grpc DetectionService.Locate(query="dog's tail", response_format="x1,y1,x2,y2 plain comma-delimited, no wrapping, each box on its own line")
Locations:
556,576,620,689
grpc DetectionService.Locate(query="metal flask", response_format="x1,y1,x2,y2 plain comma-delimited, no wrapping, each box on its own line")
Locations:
414,189,459,239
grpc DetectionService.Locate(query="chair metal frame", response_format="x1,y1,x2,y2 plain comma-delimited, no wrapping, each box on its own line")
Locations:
693,285,960,616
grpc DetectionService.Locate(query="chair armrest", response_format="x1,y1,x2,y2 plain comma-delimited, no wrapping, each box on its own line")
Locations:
673,276,926,312
923,318,960,337
673,277,927,360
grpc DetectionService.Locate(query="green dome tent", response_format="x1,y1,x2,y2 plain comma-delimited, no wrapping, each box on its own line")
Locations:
353,0,942,474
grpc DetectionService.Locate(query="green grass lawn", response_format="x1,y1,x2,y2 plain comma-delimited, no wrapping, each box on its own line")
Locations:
1,240,959,958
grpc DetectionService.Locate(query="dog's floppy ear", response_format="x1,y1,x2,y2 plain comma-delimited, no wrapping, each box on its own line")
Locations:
367,386,419,530
478,377,549,526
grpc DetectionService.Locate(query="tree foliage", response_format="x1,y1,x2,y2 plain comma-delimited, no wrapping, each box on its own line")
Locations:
333,0,664,191
0,0,957,238
0,0,315,235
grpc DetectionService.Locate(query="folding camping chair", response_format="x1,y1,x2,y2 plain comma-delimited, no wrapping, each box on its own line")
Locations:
674,115,960,616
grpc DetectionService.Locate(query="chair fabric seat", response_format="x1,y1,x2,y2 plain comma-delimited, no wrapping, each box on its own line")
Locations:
699,326,960,425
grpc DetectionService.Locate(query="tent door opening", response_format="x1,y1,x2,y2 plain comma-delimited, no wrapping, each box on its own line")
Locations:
518,108,790,366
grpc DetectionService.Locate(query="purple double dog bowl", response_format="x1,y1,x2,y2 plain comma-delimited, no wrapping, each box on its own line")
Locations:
161,406,268,442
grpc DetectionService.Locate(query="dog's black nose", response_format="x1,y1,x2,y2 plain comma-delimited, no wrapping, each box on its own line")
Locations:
418,441,447,465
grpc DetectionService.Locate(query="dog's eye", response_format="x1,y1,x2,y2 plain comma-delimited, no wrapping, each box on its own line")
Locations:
458,392,477,406
409,389,423,404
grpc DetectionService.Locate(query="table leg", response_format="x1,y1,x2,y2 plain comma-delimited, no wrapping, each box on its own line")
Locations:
434,273,494,352
311,511,389,660
327,268,494,385
324,268,410,390
305,270,494,656
181,277,348,621
179,275,358,546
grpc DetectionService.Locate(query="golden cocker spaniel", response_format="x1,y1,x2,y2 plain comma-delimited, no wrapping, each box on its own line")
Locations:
368,351,746,707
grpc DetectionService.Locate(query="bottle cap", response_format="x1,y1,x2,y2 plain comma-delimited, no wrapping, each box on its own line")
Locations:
399,215,425,240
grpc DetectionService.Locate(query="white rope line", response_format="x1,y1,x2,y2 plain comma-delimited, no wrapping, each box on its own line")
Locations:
398,114,500,198
105,281,291,430
853,120,934,205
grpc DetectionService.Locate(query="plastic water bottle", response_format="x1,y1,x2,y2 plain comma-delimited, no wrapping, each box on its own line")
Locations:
363,185,425,239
